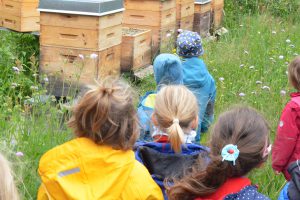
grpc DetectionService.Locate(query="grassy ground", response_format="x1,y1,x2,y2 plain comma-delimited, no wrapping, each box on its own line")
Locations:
0,13,299,199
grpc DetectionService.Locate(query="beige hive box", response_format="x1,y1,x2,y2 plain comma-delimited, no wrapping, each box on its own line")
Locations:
123,0,177,57
0,0,40,32
176,0,194,31
194,0,212,36
211,0,224,28
121,27,152,72
38,0,124,96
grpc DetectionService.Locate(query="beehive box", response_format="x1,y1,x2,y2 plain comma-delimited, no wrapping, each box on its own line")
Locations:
38,0,124,96
0,0,40,32
194,0,212,36
124,0,176,56
121,28,152,71
40,45,121,96
211,0,224,9
178,15,194,30
40,12,123,50
176,0,194,20
124,23,176,56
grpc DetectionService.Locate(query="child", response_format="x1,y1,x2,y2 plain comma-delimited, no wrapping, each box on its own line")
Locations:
135,85,209,198
167,106,271,200
138,53,183,141
37,79,163,200
272,56,300,181
177,30,216,142
0,153,19,200
278,160,300,200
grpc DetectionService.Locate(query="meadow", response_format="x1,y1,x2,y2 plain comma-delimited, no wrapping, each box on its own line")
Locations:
0,4,300,200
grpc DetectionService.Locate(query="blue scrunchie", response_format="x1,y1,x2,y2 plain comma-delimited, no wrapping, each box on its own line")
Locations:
221,144,239,165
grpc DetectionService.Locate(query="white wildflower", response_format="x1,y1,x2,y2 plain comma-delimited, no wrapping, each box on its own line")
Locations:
280,90,287,96
240,64,245,68
166,33,172,38
44,77,49,82
244,50,249,55
12,66,20,74
289,44,295,48
240,24,244,27
16,152,24,157
251,91,257,95
219,77,224,82
249,66,255,69
30,86,38,90
279,55,284,60
78,54,84,60
256,81,262,84
90,53,98,59
293,53,298,56
272,31,277,34
177,29,183,33
286,39,291,43
32,73,38,77
258,31,261,34
261,86,270,91
239,93,246,97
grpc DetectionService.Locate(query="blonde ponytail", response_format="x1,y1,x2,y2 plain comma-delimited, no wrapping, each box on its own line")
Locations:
154,85,198,153
168,119,185,153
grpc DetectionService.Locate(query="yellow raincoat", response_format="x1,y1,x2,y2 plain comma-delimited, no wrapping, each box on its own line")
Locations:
38,137,163,200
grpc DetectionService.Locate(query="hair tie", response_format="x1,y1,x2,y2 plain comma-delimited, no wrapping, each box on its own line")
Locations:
173,118,179,124
221,144,239,165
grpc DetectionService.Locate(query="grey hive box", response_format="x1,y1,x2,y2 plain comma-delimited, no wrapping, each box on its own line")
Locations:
38,0,124,16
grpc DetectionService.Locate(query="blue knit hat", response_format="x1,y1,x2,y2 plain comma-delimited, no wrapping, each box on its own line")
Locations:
176,30,204,57
153,54,183,88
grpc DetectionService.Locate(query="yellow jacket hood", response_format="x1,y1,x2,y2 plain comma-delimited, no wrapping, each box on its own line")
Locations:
38,137,163,200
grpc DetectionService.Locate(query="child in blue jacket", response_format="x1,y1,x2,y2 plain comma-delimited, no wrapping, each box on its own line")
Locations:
177,30,216,142
137,53,183,141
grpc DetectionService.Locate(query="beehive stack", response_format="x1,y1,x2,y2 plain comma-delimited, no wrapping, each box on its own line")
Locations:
0,0,39,32
176,0,194,31
38,0,124,96
194,0,212,36
123,0,176,56
211,0,224,29
121,28,152,71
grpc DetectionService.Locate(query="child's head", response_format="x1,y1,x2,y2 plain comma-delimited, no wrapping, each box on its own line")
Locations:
68,78,139,150
176,30,204,58
0,153,19,200
153,53,183,88
152,85,198,153
167,106,270,199
288,56,300,90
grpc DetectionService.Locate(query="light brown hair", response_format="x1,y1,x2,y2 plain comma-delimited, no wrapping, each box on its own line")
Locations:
67,78,139,150
153,85,198,153
167,106,270,200
0,153,19,200
288,56,300,90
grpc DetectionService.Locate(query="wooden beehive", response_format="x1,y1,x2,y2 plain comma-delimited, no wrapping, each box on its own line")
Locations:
194,1,212,36
176,0,194,31
40,12,123,51
211,0,224,28
40,45,121,96
121,28,152,71
0,0,40,32
125,23,176,56
124,0,176,56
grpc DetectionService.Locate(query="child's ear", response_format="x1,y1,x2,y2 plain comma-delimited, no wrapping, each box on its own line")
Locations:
191,116,198,129
151,113,159,126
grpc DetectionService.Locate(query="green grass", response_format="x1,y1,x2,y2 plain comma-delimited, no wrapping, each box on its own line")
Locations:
0,13,299,200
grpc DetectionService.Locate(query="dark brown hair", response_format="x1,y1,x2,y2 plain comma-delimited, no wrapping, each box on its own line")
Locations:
288,56,300,90
167,106,270,200
67,78,139,150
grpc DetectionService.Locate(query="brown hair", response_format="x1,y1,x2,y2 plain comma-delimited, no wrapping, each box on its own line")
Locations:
288,56,300,90
167,106,270,200
67,78,139,150
153,85,198,153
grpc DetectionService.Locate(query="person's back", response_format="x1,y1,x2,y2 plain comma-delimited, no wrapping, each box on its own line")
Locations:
138,54,183,141
167,106,271,200
38,79,163,200
272,56,300,180
136,85,209,199
176,31,216,142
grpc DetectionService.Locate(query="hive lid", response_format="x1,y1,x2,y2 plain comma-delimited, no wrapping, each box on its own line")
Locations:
38,0,124,16
195,0,211,4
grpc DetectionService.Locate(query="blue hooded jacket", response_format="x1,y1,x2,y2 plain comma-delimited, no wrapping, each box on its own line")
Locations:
182,57,216,142
137,54,183,140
